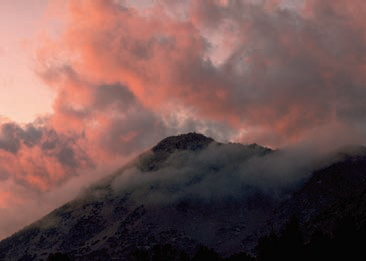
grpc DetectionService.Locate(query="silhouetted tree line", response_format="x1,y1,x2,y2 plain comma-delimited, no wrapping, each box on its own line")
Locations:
39,214,366,261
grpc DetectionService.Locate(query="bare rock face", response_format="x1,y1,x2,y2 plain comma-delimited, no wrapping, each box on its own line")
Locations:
152,133,214,153
140,133,216,172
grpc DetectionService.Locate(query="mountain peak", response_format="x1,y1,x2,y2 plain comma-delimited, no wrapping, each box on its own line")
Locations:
152,132,214,153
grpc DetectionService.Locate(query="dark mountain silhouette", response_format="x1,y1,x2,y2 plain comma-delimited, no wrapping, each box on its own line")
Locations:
274,147,366,234
0,133,366,260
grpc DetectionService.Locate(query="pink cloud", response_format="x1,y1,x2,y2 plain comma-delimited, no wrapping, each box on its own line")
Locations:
37,0,366,146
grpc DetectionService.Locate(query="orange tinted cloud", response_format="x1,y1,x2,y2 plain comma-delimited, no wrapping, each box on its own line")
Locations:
36,0,366,147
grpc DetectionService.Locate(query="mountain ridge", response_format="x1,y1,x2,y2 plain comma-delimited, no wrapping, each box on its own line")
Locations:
1,133,366,260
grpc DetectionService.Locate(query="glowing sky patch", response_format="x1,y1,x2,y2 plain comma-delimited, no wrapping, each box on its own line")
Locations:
0,0,54,122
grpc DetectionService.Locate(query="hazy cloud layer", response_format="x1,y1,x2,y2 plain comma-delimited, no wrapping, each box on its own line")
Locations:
110,142,345,206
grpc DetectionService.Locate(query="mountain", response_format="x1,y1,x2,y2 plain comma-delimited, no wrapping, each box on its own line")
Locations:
0,133,366,260
274,146,366,232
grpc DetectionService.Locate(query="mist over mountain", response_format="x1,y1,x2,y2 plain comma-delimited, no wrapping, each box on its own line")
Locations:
1,133,366,260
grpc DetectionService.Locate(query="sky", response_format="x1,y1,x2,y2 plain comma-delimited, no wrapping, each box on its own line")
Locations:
0,0,55,122
1,0,366,239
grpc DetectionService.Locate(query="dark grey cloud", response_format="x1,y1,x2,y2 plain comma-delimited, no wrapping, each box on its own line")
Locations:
94,83,136,111
0,120,93,189
0,123,21,153
0,123,45,153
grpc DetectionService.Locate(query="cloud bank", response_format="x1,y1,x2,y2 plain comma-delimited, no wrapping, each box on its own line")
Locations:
38,0,366,145
110,143,314,205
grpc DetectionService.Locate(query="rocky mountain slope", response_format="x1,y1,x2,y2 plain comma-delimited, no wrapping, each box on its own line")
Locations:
0,133,366,260
274,147,366,234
